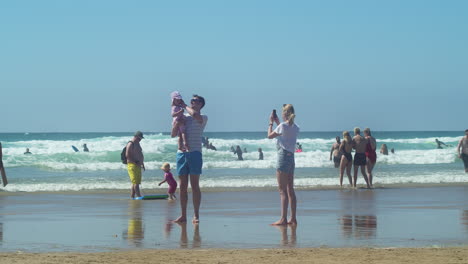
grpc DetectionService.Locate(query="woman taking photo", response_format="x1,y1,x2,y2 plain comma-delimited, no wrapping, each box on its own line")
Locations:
267,104,300,225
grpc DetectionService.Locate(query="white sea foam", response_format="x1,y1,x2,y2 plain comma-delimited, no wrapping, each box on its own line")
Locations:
2,148,461,171
4,171,467,192
378,136,460,144
1,134,463,171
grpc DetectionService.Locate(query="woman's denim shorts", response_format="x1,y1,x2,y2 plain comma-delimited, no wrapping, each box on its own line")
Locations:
276,147,295,174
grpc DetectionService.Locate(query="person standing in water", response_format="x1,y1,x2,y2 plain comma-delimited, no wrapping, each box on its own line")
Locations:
364,128,377,187
339,131,353,187
330,136,342,168
267,104,299,225
457,129,468,173
126,131,145,198
352,127,371,188
173,95,208,224
234,145,243,160
380,144,388,155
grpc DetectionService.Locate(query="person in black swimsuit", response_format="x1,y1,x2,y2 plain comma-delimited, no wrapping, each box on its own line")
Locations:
339,131,353,187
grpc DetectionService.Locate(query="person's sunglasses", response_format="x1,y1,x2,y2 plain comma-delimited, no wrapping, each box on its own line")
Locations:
191,98,202,104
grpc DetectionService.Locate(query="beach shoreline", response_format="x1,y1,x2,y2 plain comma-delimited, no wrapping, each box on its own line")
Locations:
1,247,467,264
2,181,468,196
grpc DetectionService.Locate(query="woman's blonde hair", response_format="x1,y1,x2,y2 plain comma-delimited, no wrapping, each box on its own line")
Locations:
343,131,352,143
282,104,296,125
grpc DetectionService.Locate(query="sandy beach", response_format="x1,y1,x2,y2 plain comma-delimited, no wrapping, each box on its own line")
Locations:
0,186,467,262
1,247,467,264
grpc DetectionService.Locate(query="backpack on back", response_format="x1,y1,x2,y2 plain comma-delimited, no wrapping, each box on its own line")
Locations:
120,141,133,164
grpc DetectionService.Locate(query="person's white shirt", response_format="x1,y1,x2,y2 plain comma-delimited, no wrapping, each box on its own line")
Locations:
274,122,300,153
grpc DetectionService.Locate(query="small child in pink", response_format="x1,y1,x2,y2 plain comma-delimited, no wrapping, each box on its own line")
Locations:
159,162,178,200
170,91,189,151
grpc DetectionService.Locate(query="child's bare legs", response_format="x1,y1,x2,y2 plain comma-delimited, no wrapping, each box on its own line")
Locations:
171,123,180,137
169,192,177,200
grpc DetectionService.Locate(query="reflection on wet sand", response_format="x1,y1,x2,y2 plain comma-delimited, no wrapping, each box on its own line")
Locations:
177,222,201,248
164,201,177,239
339,190,377,240
123,200,144,247
340,214,377,239
274,225,297,247
462,210,468,232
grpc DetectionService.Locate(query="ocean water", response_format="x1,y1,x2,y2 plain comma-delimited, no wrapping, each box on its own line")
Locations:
0,131,466,192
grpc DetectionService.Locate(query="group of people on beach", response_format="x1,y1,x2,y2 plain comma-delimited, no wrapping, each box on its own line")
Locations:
123,93,299,225
122,90,468,227
125,93,207,223
329,128,377,189
1,89,468,227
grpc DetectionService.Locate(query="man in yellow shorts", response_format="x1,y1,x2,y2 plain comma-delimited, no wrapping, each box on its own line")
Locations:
126,131,145,198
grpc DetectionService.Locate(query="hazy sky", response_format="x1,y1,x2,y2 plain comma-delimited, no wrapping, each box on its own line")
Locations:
1,0,467,132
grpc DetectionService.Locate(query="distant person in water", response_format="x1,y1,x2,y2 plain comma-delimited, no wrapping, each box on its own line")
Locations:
208,142,217,151
352,127,371,188
296,142,302,152
258,148,264,160
391,148,395,154
83,144,89,152
330,136,342,168
380,144,388,155
435,138,448,149
243,147,248,153
267,104,299,225
457,129,468,173
24,148,32,155
364,128,377,188
234,146,243,160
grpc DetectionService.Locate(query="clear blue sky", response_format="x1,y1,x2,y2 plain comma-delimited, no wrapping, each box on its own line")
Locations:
1,0,467,132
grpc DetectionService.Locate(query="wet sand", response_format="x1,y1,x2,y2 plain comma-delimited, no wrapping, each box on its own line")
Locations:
1,247,467,264
0,186,467,253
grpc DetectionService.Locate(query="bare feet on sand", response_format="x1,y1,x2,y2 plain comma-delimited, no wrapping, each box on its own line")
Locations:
173,216,186,223
192,216,199,224
271,219,288,226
